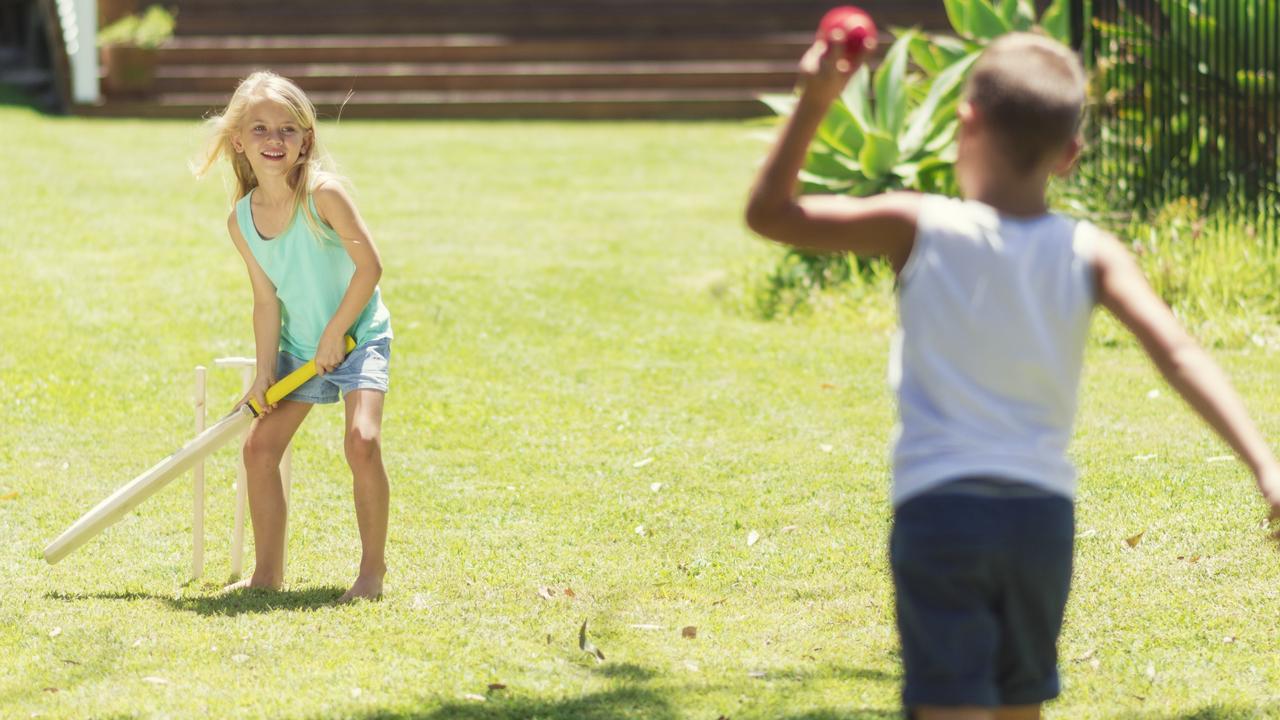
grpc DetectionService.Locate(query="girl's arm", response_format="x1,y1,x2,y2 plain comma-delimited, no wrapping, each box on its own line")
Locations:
745,36,918,272
313,180,383,375
1092,229,1280,519
228,212,283,414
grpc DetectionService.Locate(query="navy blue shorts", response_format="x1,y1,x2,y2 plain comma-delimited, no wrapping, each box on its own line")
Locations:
889,478,1074,708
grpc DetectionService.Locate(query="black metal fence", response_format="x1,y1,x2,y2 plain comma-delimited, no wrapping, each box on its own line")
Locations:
1076,0,1278,238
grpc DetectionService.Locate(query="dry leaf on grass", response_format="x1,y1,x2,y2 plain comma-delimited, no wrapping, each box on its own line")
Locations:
488,683,507,691
681,626,697,639
1125,531,1145,548
0,491,18,501
563,587,576,598
579,620,605,662
537,587,556,600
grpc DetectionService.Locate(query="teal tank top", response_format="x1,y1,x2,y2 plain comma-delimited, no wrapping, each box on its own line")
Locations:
236,189,392,359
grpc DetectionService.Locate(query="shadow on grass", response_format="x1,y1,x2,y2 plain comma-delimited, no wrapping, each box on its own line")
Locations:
1109,706,1280,720
45,585,347,615
778,707,901,712
321,689,902,720
307,661,899,720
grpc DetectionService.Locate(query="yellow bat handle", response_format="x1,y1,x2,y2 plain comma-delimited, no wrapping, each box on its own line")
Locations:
248,336,357,416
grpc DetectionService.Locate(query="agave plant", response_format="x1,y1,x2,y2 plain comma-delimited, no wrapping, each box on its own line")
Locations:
762,31,975,198
754,0,1069,313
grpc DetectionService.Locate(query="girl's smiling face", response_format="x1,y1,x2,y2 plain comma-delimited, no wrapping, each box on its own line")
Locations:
232,97,310,180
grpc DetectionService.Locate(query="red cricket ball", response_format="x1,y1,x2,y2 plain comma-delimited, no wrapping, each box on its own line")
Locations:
817,6,877,60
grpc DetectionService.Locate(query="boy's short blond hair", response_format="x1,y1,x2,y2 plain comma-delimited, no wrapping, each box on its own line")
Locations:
964,32,1086,174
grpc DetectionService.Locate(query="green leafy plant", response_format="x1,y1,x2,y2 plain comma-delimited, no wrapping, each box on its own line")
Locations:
753,0,1070,318
98,4,176,49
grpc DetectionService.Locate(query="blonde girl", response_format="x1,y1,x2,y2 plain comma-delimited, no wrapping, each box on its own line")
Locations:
194,71,393,602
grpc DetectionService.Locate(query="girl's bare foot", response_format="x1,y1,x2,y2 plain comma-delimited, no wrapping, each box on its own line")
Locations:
337,574,383,604
222,574,282,593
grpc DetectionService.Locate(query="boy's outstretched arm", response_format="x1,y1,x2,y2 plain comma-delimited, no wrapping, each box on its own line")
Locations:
1093,230,1280,519
745,34,918,272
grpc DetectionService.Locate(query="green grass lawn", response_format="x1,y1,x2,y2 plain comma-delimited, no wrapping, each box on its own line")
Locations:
1,99,1278,719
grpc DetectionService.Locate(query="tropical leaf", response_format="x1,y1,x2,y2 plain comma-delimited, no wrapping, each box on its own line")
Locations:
1039,0,1070,44
819,102,865,157
965,0,1012,39
942,0,970,36
858,129,899,179
758,94,798,117
873,30,917,135
900,50,980,156
1012,0,1037,30
841,65,874,130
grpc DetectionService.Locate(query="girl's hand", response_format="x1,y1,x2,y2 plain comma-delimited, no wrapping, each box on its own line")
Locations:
315,332,347,376
797,31,862,107
243,374,276,415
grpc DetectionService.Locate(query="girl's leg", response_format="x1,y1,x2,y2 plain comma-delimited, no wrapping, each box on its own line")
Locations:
224,400,313,591
338,388,389,603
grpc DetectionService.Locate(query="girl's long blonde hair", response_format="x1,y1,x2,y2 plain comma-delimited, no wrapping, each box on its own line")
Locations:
193,71,345,241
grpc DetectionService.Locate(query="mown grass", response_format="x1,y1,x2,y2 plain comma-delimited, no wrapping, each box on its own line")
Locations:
1,100,1278,719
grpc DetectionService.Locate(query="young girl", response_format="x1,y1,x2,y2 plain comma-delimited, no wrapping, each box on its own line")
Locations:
194,71,393,603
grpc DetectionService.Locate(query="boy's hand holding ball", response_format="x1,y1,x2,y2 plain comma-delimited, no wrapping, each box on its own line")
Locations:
799,6,877,103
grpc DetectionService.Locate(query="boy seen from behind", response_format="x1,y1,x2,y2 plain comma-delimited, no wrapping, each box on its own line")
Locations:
746,31,1280,719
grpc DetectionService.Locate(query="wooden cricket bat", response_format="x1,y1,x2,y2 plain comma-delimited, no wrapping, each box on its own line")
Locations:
43,337,355,565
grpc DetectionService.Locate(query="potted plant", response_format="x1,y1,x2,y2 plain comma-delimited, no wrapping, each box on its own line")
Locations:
98,5,176,95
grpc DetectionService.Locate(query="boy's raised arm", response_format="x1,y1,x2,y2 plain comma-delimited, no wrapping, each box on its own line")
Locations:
745,35,918,271
1092,229,1280,519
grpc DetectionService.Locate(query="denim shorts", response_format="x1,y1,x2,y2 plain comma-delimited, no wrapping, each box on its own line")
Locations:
275,337,390,404
889,477,1074,708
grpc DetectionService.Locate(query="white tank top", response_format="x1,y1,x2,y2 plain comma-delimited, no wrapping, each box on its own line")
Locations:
889,195,1099,506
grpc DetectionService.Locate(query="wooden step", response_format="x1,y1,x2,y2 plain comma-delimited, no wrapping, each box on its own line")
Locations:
79,88,777,119
159,34,817,65
167,2,947,36
151,60,799,93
